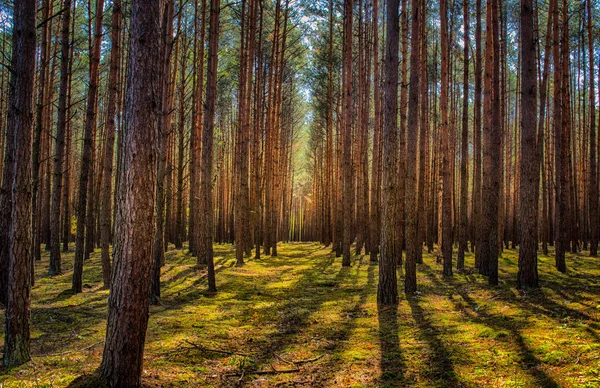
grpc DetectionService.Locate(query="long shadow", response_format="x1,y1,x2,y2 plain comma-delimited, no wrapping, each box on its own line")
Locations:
303,255,382,386
455,288,560,388
29,299,107,356
149,246,340,354
420,262,561,387
377,303,405,385
407,296,460,385
214,249,369,386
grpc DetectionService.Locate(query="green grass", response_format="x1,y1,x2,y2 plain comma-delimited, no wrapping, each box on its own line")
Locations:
0,242,599,387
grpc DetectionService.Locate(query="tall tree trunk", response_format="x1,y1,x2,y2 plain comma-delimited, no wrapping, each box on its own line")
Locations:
369,0,382,262
552,0,567,272
200,0,221,293
341,0,353,267
480,0,501,284
457,0,469,270
100,0,122,289
404,0,420,294
32,0,51,265
49,0,71,276
472,0,482,261
73,0,105,293
152,0,176,304
378,0,400,305
189,0,208,257
99,0,163,384
440,0,453,277
2,0,36,366
587,0,597,256
517,0,539,288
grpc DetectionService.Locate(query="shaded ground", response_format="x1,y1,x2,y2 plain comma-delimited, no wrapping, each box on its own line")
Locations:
0,242,599,387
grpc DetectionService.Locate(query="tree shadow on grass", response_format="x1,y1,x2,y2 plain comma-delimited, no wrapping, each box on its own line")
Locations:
420,261,561,387
407,295,460,386
302,255,381,386
455,288,561,388
377,303,405,385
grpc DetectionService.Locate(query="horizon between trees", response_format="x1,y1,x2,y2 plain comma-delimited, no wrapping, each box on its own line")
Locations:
0,0,599,386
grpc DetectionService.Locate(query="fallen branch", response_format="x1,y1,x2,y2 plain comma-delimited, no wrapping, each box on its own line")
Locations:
226,366,300,377
293,354,324,364
183,340,249,357
275,352,325,365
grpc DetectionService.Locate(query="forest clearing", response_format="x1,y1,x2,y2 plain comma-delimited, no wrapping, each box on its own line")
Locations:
1,242,599,387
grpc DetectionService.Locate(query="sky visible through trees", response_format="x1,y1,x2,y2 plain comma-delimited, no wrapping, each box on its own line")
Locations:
0,0,600,386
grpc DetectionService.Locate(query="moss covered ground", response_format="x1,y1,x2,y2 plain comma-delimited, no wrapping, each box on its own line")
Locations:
0,242,599,387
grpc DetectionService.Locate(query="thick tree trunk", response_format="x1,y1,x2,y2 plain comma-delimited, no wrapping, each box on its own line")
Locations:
99,0,163,385
378,0,400,305
2,0,36,367
482,0,501,285
517,0,539,289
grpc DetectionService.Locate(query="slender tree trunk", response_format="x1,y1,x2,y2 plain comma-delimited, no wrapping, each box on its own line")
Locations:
587,0,597,256
73,0,105,293
201,0,221,293
189,0,208,257
457,0,469,270
404,0,420,294
152,0,176,304
440,0,452,277
552,0,567,272
369,0,382,262
49,0,72,276
100,0,122,289
32,0,51,265
472,0,482,261
341,0,353,267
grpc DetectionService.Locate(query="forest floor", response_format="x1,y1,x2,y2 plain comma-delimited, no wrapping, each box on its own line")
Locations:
0,242,599,387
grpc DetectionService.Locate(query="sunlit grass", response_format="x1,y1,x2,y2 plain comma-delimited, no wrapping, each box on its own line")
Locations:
0,241,599,387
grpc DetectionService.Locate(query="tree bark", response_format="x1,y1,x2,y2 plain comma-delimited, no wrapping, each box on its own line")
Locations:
341,0,353,267
587,0,597,256
517,0,539,289
199,0,221,294
480,0,501,285
2,0,36,367
404,0,420,294
378,0,400,305
49,0,71,276
100,0,122,289
457,0,470,270
99,0,163,385
440,0,453,277
73,0,105,293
